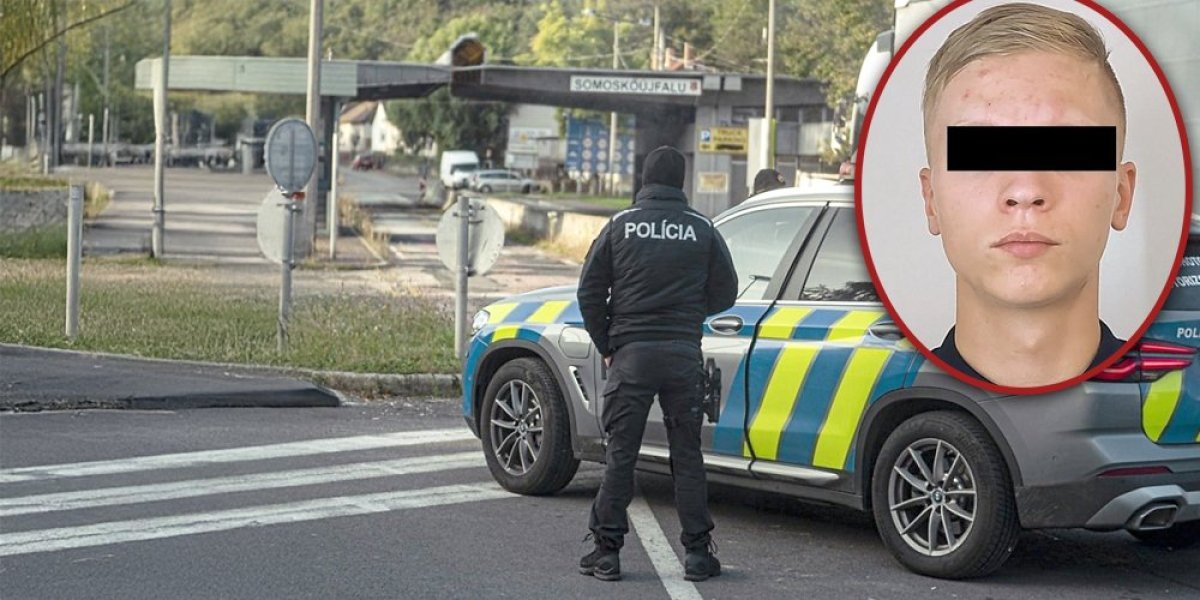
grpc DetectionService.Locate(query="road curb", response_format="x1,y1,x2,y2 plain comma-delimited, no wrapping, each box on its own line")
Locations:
0,344,462,408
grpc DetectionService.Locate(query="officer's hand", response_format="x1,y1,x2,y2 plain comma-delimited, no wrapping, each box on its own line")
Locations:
604,356,612,368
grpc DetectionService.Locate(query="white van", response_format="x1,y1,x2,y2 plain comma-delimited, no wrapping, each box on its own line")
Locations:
440,150,480,189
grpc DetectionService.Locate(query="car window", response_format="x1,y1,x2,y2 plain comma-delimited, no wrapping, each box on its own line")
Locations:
716,205,817,301
800,208,878,302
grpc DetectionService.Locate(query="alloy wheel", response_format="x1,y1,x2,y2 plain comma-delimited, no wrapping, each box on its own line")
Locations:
489,379,544,476
887,437,978,556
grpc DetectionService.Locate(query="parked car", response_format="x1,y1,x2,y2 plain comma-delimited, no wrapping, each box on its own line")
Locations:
351,154,376,171
470,169,541,194
461,185,1200,579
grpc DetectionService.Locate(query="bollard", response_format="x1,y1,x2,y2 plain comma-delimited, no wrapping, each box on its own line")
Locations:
66,185,84,340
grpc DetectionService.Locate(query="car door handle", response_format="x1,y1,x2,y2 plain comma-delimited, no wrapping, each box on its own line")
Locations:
868,321,904,341
709,315,744,336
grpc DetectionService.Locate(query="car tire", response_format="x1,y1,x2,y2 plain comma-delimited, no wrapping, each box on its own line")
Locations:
521,184,532,194
871,410,1020,579
1130,520,1200,548
480,185,492,193
481,357,580,495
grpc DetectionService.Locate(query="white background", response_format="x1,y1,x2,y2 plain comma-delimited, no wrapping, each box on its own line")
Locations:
860,0,1189,345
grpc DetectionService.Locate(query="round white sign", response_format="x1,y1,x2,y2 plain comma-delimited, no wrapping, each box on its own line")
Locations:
265,118,317,193
435,197,506,276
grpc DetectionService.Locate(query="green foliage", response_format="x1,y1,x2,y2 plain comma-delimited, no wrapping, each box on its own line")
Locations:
3,0,895,151
777,0,893,107
0,258,458,373
0,225,68,259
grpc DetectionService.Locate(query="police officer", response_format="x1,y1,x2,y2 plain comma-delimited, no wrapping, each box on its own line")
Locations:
577,145,739,582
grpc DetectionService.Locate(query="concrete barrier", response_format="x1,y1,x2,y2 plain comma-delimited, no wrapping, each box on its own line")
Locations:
0,188,68,233
485,197,613,260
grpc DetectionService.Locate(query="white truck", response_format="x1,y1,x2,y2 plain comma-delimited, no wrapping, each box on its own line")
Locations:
440,149,480,189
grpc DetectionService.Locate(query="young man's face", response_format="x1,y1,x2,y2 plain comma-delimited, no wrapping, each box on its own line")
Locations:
920,51,1136,310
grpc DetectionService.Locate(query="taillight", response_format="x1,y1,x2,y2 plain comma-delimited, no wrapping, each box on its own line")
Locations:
1092,339,1197,382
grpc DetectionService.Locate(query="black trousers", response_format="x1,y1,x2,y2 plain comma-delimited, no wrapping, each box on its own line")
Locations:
588,340,714,550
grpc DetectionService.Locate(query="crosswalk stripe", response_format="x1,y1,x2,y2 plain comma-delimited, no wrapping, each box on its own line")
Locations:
0,483,513,557
0,452,485,517
0,428,477,483
629,494,703,600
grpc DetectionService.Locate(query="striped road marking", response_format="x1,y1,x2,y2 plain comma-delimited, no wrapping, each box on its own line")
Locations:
0,428,477,483
629,494,703,600
0,452,486,517
0,483,514,557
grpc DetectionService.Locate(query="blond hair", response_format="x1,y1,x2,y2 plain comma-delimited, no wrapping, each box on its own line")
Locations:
922,3,1126,136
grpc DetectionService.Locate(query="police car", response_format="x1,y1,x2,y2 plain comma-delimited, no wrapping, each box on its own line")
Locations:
461,186,1200,579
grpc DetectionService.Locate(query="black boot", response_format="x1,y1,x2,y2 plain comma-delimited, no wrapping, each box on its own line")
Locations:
579,535,621,581
684,540,721,582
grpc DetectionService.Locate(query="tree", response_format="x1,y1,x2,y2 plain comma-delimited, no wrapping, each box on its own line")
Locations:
777,0,892,106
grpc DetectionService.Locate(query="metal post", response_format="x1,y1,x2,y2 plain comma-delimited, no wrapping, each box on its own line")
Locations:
763,0,777,169
608,21,620,196
278,192,297,353
87,114,94,168
102,108,110,166
26,94,34,158
102,23,111,167
303,0,324,258
652,3,662,70
328,128,340,259
52,19,64,169
454,190,469,359
66,185,84,340
152,0,171,258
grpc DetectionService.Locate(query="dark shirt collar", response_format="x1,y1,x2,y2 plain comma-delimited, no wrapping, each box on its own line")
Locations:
635,184,688,205
932,321,1125,384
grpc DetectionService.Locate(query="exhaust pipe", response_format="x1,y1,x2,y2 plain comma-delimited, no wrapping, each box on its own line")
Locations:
1129,503,1178,531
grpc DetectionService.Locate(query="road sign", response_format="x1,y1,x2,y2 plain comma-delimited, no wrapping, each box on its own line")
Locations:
698,127,748,154
565,118,634,175
264,118,317,193
569,75,702,96
436,197,505,277
697,172,730,194
256,190,290,264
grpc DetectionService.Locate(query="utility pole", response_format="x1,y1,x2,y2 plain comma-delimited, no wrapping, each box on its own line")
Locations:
302,0,324,258
651,4,661,70
152,0,171,258
607,21,620,196
102,23,111,166
52,11,66,170
762,0,777,169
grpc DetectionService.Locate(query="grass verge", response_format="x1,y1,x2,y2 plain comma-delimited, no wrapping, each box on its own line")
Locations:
0,225,68,259
0,258,458,374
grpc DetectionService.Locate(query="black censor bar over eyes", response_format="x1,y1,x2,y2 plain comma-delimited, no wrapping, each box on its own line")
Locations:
947,126,1117,171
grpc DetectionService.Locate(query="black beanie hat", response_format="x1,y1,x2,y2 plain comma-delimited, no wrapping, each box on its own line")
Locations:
752,168,787,195
642,146,686,189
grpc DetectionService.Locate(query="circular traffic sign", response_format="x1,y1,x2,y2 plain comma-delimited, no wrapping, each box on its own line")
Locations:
265,118,317,193
256,189,291,264
436,197,506,276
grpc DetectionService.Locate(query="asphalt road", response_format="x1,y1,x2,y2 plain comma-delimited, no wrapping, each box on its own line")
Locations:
1,405,1197,600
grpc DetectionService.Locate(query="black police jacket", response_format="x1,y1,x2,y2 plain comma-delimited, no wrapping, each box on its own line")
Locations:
577,184,739,357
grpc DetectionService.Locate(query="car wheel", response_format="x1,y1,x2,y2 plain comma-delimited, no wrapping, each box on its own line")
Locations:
479,185,492,193
871,410,1020,579
521,184,532,194
1130,520,1200,548
481,357,580,495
